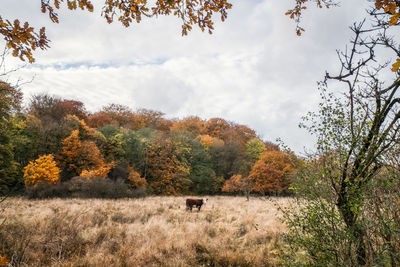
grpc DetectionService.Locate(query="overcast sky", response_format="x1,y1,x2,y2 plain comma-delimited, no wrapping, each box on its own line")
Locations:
1,0,371,153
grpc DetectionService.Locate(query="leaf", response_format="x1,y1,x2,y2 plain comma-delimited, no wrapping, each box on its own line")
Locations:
391,58,400,72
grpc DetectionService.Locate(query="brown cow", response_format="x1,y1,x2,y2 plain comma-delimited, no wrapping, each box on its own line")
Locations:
186,198,208,212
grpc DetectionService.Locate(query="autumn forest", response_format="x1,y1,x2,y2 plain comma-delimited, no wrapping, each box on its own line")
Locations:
1,81,295,198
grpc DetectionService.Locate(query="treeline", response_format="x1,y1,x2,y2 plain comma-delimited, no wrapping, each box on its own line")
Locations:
1,81,296,197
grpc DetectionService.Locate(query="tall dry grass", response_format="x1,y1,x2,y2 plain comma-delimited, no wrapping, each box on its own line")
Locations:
0,196,291,266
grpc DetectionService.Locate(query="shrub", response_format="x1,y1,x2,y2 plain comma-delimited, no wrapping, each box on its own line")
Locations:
25,177,147,199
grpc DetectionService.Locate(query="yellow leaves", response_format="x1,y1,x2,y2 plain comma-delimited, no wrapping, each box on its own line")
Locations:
391,58,400,72
24,154,61,186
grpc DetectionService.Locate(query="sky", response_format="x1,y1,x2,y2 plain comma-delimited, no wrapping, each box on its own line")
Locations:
0,0,371,153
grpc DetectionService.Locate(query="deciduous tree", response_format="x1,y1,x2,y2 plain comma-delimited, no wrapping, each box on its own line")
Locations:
58,129,105,180
170,116,205,136
146,135,191,195
245,138,266,162
284,7,400,265
0,81,22,193
127,167,147,189
222,174,252,200
23,154,60,186
248,150,295,194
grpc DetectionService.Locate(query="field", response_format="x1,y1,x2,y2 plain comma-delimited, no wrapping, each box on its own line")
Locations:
0,196,291,266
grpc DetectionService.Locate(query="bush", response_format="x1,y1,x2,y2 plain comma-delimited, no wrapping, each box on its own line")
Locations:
25,177,147,199
282,160,400,266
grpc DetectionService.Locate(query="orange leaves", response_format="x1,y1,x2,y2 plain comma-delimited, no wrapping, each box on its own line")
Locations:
198,134,224,150
170,116,206,136
376,0,397,14
0,17,49,62
375,0,400,27
391,58,400,72
58,129,106,178
0,250,9,266
23,154,61,186
248,150,295,193
127,167,148,189
80,162,114,178
222,174,250,193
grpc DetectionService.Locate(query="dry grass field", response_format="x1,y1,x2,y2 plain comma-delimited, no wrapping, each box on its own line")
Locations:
0,196,291,266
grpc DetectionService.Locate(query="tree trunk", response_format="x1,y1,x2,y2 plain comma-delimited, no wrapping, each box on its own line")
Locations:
338,194,367,266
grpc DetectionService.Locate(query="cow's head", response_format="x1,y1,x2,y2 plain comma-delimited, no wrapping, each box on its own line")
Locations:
203,198,208,204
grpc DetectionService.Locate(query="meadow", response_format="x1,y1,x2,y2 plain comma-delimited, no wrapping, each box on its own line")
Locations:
0,196,291,266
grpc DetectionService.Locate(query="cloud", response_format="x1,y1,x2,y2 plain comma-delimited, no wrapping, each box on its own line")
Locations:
1,0,373,153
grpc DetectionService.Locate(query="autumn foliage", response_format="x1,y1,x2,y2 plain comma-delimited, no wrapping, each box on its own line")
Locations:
80,162,114,179
23,154,60,186
1,84,289,197
248,151,295,194
0,250,9,266
146,137,191,195
197,134,224,150
58,130,105,179
222,174,252,199
127,167,148,189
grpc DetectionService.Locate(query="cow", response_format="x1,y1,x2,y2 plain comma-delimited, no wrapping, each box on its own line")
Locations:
186,198,208,212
